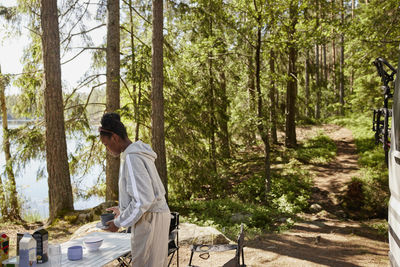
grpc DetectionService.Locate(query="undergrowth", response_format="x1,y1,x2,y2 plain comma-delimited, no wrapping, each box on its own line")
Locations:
169,130,336,238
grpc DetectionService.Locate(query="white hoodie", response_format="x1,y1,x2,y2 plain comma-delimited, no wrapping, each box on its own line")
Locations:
114,141,170,228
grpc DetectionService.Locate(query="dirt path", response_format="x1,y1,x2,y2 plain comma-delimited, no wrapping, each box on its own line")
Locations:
171,125,390,267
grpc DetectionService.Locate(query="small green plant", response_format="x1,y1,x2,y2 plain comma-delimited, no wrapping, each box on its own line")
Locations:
368,220,388,238
295,133,337,164
64,214,78,224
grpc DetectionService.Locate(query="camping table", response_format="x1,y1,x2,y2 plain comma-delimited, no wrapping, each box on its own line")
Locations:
3,231,131,267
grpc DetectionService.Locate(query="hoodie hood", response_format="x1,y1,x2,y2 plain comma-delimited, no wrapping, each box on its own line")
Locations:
122,140,157,161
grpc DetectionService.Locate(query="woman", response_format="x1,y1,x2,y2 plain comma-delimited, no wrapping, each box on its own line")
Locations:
98,112,170,267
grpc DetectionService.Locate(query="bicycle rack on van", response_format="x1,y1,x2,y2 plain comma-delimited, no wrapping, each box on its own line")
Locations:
372,57,397,165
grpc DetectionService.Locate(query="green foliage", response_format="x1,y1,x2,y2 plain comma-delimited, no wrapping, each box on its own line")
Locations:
169,131,337,234
346,0,400,114
9,123,46,171
366,220,388,238
235,174,267,204
295,133,337,164
169,198,280,239
269,159,312,211
234,158,312,210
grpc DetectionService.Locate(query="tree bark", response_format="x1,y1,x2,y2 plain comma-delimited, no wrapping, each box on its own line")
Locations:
332,40,337,100
314,0,321,119
135,80,142,142
217,69,231,158
285,2,298,148
269,49,278,144
315,44,321,119
0,68,21,221
247,45,257,146
305,51,310,118
331,0,337,104
254,1,271,193
207,2,217,173
208,61,217,172
40,0,74,221
105,0,120,201
128,0,140,142
339,0,345,115
323,44,327,82
151,0,168,197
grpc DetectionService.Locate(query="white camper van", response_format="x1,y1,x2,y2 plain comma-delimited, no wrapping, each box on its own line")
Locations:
373,55,400,266
389,56,400,266
372,57,399,266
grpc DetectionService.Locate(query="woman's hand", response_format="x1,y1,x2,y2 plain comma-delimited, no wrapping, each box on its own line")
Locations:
106,206,120,217
105,220,119,232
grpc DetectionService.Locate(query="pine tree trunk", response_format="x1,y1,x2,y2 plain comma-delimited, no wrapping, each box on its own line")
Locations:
253,0,272,193
323,44,328,82
331,0,337,106
128,0,140,142
315,44,321,119
339,0,345,115
151,0,168,196
208,55,217,172
105,0,120,201
314,0,321,119
135,80,142,141
207,4,217,173
254,4,271,193
285,3,298,148
41,0,74,221
247,45,257,146
305,51,310,118
0,69,10,219
269,49,278,144
332,39,337,101
0,68,21,221
218,70,231,158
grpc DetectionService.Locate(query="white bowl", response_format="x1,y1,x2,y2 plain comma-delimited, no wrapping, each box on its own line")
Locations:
83,238,103,251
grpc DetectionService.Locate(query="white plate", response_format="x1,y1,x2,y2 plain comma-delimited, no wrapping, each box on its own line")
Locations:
96,222,109,230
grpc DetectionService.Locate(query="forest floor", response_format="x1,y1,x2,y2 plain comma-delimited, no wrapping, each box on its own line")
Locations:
168,124,390,267
1,124,390,266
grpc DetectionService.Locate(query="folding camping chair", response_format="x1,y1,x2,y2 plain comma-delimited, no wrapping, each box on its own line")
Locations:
116,212,180,267
168,212,180,267
187,223,245,267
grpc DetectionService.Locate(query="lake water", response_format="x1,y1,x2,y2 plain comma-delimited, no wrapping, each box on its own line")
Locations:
0,122,104,219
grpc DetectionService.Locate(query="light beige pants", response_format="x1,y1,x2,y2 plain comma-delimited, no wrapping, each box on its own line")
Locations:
130,212,171,267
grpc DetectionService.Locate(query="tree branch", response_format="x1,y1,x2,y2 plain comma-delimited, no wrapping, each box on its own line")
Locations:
121,0,152,25
61,47,106,65
61,23,106,45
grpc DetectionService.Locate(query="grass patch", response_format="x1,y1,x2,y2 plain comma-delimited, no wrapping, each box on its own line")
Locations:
22,210,43,223
295,132,337,164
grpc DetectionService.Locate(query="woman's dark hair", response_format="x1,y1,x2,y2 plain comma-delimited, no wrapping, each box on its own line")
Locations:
99,112,128,139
